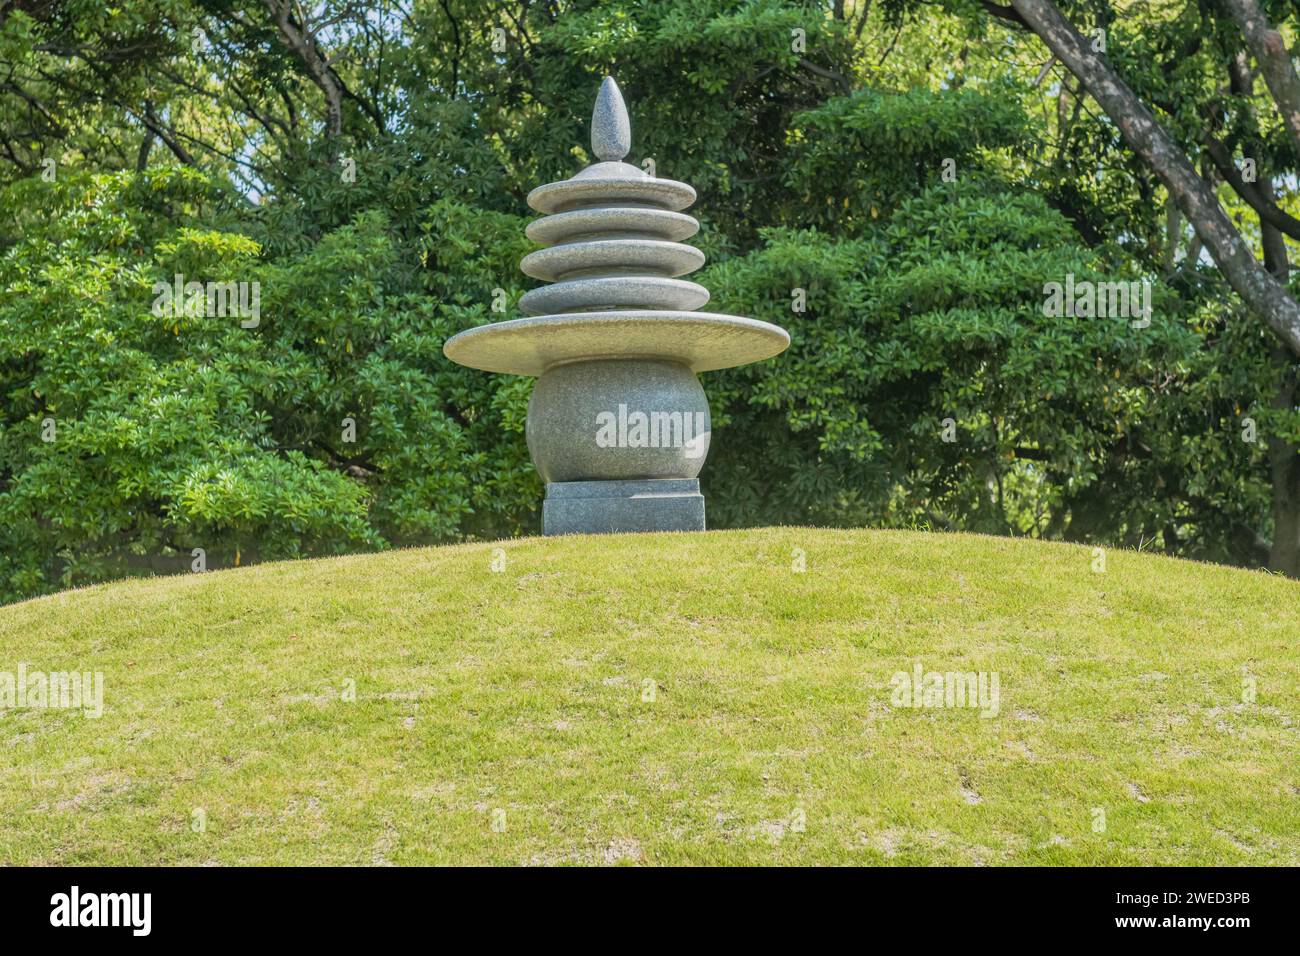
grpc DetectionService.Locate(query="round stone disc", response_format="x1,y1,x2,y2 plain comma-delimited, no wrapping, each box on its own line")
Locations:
521,239,704,281
519,276,709,315
527,176,696,214
443,311,791,376
525,206,699,245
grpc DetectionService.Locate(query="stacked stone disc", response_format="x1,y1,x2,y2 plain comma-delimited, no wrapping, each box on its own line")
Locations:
443,77,789,534
520,77,707,320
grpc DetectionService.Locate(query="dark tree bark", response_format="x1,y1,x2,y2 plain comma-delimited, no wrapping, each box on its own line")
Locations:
141,101,194,165
1203,136,1300,240
1267,341,1300,576
1258,173,1300,576
135,128,154,171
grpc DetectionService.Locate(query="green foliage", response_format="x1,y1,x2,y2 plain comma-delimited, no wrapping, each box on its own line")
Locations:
0,0,1293,600
787,84,1029,230
700,181,1255,542
0,170,537,600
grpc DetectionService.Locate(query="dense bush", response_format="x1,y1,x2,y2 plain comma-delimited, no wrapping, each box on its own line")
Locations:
0,0,1292,601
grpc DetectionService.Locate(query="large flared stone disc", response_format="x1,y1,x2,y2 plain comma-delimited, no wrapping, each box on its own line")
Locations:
527,176,696,214
525,206,699,245
443,311,791,376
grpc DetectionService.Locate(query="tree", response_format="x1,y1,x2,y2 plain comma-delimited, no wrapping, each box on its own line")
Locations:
0,0,1294,601
924,0,1300,572
0,169,537,599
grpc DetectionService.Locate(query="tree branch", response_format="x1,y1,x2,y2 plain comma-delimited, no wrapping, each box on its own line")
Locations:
1203,136,1300,239
263,0,343,161
797,57,852,94
1008,0,1300,357
981,1,1027,27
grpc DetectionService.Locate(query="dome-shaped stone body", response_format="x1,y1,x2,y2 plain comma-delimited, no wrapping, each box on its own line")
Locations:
527,359,709,482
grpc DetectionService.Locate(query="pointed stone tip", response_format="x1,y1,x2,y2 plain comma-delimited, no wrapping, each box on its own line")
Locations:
591,76,631,162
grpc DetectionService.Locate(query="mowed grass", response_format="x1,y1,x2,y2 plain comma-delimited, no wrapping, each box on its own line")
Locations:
0,527,1297,866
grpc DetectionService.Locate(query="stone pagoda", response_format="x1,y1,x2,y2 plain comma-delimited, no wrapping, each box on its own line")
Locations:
443,77,789,534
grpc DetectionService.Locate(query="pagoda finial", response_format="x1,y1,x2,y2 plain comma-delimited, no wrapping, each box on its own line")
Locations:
591,76,631,162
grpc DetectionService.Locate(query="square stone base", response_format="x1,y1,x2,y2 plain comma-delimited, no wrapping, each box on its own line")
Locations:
543,479,705,535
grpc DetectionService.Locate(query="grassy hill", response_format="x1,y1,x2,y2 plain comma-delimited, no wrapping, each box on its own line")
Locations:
1,527,1296,866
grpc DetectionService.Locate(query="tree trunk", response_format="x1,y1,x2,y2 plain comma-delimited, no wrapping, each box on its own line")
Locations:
1267,343,1300,575
1244,124,1300,576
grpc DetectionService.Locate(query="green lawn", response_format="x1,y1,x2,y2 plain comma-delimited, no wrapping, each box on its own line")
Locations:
0,527,1296,865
